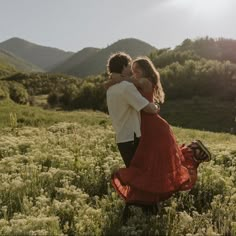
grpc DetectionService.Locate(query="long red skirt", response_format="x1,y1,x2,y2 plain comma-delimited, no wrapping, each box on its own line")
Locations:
112,112,199,205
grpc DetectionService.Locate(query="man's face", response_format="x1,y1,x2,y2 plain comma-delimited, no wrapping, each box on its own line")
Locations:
121,62,132,77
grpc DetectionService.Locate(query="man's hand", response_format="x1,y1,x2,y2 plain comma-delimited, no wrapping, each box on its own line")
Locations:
155,103,160,113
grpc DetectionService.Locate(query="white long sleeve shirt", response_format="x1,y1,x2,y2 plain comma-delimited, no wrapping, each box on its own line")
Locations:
106,81,149,143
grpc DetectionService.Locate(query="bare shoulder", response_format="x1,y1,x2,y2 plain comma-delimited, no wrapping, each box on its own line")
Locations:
139,77,153,92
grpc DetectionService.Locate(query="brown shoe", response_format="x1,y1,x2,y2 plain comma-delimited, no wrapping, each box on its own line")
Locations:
188,140,211,163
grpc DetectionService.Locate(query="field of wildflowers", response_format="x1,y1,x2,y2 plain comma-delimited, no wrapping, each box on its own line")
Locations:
0,101,236,235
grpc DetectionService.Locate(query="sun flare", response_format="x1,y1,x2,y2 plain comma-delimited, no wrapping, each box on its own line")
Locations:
168,0,230,18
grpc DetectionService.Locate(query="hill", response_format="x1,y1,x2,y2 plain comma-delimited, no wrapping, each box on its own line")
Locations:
50,47,100,73
0,37,74,71
0,48,43,77
176,37,236,63
51,38,157,77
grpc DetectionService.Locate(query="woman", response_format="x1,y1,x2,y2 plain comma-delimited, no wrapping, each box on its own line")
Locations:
109,56,211,206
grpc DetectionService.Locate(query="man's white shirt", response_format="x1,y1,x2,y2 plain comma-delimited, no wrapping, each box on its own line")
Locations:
106,81,149,143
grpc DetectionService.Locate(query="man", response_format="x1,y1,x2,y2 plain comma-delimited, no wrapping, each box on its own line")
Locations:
106,52,158,168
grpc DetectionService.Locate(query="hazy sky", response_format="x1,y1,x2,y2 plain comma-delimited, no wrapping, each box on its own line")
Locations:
0,0,236,52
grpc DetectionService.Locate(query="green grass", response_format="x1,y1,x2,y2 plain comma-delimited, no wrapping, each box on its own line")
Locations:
161,97,236,134
0,99,110,128
0,98,236,235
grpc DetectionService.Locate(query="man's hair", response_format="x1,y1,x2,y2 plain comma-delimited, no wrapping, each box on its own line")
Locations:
107,52,132,74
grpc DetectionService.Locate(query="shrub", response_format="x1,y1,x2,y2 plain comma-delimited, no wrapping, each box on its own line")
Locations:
8,82,29,104
0,81,9,100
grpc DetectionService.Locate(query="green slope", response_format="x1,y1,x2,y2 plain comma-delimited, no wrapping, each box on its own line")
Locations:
50,47,100,73
0,37,74,70
62,38,157,77
0,49,43,76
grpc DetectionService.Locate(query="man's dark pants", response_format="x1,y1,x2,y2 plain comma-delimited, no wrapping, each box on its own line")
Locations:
117,134,140,168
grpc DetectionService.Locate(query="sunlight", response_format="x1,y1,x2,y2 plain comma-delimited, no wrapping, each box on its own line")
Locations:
166,0,230,18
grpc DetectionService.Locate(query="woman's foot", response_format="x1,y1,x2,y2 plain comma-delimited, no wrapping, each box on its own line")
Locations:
188,140,211,163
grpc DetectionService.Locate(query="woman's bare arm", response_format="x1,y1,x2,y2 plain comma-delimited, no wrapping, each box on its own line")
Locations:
131,77,153,93
104,74,153,93
103,74,123,90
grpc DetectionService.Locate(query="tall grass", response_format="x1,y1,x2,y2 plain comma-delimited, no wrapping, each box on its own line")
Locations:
0,99,110,128
0,99,235,235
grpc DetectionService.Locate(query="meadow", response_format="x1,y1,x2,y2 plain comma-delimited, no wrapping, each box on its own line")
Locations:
0,99,236,235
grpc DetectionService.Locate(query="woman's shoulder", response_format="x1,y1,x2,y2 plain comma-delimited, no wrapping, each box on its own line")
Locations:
139,77,153,92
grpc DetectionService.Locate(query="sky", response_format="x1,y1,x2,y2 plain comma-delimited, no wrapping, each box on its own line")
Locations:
0,0,236,52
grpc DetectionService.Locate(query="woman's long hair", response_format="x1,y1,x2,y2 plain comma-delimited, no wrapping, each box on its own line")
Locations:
132,57,165,104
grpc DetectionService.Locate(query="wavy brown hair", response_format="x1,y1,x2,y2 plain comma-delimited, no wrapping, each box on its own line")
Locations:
107,52,132,74
132,57,165,104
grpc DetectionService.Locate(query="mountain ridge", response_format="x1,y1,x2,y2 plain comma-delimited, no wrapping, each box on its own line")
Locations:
0,37,157,76
52,38,157,77
50,47,100,73
0,48,43,74
0,37,74,70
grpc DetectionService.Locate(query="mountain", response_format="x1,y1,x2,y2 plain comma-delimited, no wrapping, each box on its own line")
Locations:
51,38,157,77
50,47,100,73
176,37,236,64
0,48,43,77
0,37,74,71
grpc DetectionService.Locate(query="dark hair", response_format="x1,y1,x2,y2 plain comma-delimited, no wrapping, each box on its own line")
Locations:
132,57,165,104
107,52,132,74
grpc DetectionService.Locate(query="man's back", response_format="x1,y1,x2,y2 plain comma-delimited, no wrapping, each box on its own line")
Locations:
106,81,148,143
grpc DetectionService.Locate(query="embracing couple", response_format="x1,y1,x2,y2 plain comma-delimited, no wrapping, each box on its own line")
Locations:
105,52,211,221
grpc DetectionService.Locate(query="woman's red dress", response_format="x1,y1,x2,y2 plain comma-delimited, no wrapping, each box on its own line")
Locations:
111,90,199,205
